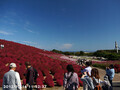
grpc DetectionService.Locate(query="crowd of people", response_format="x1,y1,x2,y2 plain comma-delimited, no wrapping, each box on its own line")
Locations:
63,61,115,90
2,61,115,90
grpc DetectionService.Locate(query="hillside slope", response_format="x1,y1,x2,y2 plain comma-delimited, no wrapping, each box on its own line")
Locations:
0,39,83,88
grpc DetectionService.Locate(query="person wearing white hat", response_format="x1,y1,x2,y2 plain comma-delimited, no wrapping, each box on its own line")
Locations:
2,63,22,90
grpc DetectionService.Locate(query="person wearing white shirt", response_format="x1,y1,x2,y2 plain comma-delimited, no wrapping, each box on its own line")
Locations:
2,63,22,90
84,61,92,76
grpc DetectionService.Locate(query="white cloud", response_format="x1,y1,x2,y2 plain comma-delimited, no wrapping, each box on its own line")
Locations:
23,41,37,45
34,45,42,49
24,21,38,34
61,43,73,49
0,30,13,35
27,29,34,33
11,40,18,42
24,28,37,34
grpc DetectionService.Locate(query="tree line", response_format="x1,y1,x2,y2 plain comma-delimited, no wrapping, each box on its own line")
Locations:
51,49,120,60
51,49,93,56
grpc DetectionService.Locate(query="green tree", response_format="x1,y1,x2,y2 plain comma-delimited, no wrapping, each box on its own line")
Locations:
79,51,84,56
75,52,80,56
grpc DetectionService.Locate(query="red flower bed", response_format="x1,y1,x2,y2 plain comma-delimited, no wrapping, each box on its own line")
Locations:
0,79,3,87
22,79,26,85
114,64,120,68
36,78,44,89
44,75,54,87
37,70,44,81
56,79,63,86
114,64,120,73
54,70,64,80
79,77,83,86
0,39,85,88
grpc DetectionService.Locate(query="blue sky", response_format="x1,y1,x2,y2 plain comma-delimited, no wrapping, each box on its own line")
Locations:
0,0,120,51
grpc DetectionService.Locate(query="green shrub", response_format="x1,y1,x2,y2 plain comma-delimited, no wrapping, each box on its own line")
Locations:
93,50,120,60
92,64,107,69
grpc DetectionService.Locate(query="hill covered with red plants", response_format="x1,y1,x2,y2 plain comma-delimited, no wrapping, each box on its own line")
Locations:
0,39,84,88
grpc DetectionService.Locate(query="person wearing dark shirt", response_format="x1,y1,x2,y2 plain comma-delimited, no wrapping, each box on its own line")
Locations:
25,62,35,90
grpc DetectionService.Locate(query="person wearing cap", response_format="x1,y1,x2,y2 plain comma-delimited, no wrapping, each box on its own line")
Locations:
2,63,22,90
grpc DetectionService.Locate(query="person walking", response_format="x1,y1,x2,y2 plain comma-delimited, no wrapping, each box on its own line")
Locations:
25,62,35,90
106,64,115,88
2,63,21,90
63,64,79,90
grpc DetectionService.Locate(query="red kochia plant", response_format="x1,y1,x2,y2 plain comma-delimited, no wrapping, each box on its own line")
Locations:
54,70,64,86
56,79,63,86
18,65,26,79
114,64,120,68
114,64,120,73
118,68,120,73
54,70,64,80
79,77,83,86
0,39,86,88
42,69,50,76
22,79,26,85
37,70,44,81
36,78,44,90
0,66,9,79
44,75,54,87
0,79,3,87
0,61,5,67
73,64,81,73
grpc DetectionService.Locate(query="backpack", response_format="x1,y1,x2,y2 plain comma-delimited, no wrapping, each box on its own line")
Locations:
66,72,78,90
94,84,102,90
93,77,102,90
102,75,111,90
